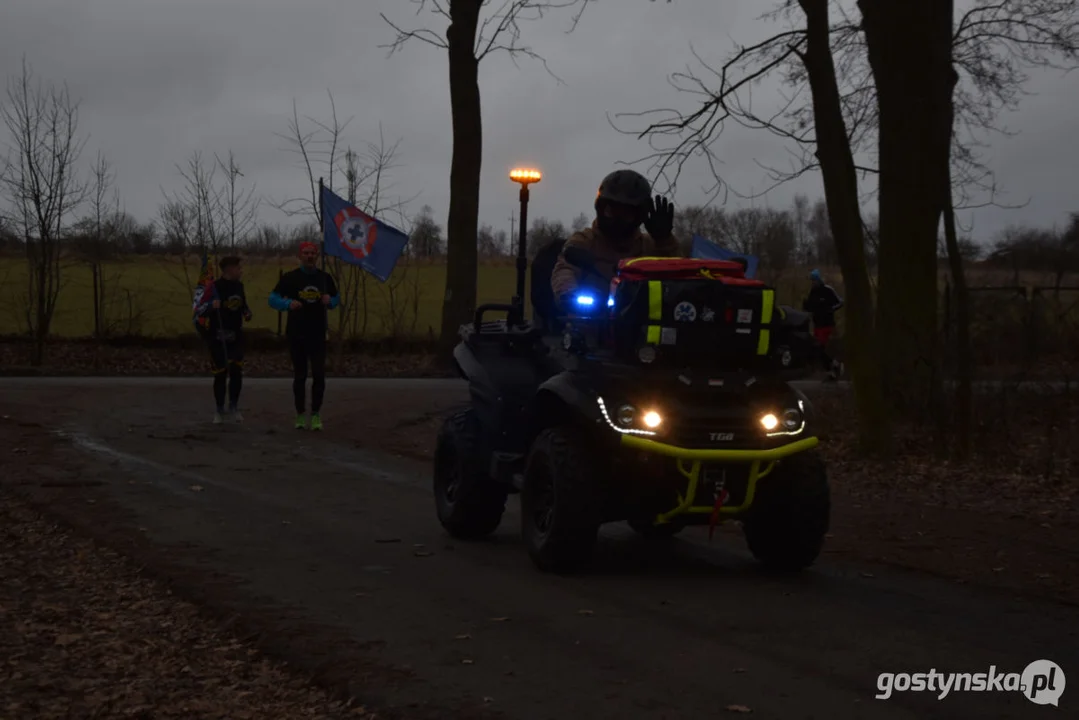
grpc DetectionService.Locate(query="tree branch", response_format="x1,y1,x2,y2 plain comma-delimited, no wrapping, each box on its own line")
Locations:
380,0,593,84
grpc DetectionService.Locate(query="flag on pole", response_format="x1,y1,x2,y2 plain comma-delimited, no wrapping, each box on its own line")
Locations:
192,251,218,333
320,185,409,282
690,234,760,278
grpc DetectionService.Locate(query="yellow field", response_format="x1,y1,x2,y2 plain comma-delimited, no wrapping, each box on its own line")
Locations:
0,253,1069,340
0,256,522,339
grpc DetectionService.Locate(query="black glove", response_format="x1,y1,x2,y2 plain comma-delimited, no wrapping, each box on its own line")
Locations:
644,195,674,241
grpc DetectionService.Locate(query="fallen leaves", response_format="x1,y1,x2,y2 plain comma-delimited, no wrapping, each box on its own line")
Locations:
725,704,752,713
0,491,377,719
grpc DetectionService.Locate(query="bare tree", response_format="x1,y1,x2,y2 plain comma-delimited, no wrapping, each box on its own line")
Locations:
215,150,259,249
381,0,592,358
0,58,87,365
273,92,352,228
757,208,797,281
613,0,1077,452
327,127,416,364
85,151,123,337
410,205,444,258
477,222,502,259
526,217,567,259
158,151,226,299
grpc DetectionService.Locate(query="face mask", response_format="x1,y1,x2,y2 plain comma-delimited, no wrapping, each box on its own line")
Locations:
597,215,638,245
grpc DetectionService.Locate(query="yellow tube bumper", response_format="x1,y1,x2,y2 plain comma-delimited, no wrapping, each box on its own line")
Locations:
619,434,819,524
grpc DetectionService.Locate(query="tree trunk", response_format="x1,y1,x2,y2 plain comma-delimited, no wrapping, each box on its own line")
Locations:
437,0,483,360
798,0,891,454
860,0,954,418
942,191,972,459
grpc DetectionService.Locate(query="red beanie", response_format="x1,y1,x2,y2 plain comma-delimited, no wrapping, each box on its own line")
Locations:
299,241,318,254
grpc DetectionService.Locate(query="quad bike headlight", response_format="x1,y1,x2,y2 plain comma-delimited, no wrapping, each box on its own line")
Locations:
762,400,807,437
597,398,658,436
780,408,801,431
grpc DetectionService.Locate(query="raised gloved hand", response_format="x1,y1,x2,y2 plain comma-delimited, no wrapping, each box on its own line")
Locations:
644,195,674,241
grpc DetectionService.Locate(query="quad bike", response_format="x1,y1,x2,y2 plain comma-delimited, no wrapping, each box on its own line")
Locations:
433,234,830,574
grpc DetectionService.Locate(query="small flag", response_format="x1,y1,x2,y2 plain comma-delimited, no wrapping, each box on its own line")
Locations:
192,251,217,332
321,185,409,282
690,235,759,278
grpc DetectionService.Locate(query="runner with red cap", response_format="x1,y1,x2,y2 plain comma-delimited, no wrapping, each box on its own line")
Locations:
268,241,340,430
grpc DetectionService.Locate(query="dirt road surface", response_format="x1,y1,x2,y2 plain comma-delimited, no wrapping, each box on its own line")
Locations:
2,378,1076,719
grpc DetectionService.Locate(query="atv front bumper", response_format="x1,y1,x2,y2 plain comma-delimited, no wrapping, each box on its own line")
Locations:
619,434,819,525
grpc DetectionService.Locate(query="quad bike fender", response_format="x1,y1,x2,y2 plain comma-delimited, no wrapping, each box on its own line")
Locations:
452,341,501,435
527,371,602,436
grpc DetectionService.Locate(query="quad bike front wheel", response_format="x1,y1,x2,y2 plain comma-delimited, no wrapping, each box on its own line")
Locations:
433,408,508,540
521,426,603,573
741,450,830,571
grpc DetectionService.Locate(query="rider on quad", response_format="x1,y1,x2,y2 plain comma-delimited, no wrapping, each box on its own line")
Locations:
551,169,680,305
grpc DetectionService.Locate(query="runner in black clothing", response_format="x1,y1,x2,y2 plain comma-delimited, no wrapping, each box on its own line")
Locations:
802,268,845,380
196,255,252,423
268,241,339,430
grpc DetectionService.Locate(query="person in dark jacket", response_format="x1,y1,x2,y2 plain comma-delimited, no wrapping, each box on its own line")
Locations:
802,269,844,379
268,242,339,430
196,255,252,423
551,169,679,305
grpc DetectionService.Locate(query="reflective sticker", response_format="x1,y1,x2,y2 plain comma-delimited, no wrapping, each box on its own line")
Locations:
661,327,677,345
737,308,753,323
701,306,716,322
674,301,697,322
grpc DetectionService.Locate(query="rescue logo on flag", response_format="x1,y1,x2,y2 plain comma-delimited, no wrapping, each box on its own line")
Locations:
335,206,377,259
321,184,409,282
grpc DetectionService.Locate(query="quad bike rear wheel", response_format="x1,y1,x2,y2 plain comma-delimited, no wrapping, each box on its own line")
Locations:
433,408,508,539
521,427,603,573
741,450,830,571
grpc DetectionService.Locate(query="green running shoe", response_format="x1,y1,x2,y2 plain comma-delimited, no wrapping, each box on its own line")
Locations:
310,414,323,431
295,413,307,430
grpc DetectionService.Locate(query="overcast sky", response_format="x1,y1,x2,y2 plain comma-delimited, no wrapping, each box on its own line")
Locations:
2,0,1076,246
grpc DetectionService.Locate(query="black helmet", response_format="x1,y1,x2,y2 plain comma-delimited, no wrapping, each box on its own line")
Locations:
595,169,651,211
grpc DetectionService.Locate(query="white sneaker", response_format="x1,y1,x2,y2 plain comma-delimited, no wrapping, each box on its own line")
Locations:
232,410,244,423
213,411,225,424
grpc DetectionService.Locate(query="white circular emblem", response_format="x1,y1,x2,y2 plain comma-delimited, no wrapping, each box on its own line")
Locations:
673,301,697,322
341,217,373,256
